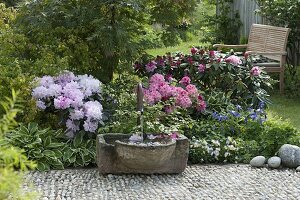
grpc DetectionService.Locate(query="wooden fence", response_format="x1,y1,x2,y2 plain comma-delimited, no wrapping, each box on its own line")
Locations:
229,0,264,38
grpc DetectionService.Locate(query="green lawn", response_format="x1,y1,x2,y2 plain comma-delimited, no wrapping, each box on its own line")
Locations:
268,94,300,130
146,36,205,56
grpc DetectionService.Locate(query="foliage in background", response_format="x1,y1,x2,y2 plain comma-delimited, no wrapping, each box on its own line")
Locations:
0,3,33,117
1,0,21,7
255,0,300,98
0,90,36,199
12,0,198,83
201,0,242,45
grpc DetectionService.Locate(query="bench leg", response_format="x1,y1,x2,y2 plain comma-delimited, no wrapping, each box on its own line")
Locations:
280,70,284,94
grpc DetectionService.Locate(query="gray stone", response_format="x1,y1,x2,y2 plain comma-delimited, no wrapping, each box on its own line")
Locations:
267,156,281,168
278,144,300,168
250,156,266,167
96,133,189,174
296,166,300,172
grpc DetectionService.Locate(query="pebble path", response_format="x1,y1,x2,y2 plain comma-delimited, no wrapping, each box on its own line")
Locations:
23,164,300,200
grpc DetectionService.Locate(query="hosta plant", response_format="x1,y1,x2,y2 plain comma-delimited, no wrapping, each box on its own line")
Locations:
7,123,96,171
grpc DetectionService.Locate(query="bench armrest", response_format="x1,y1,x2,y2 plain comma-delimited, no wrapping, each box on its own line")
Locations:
213,44,248,49
246,51,287,56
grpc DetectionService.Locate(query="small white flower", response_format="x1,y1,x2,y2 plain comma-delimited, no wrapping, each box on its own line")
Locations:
148,134,157,140
129,134,143,142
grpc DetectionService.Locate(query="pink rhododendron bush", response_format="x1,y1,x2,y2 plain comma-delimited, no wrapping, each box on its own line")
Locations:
144,73,206,113
135,47,275,108
32,71,103,137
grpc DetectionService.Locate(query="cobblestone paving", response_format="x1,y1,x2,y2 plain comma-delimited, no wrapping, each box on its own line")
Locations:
24,164,300,200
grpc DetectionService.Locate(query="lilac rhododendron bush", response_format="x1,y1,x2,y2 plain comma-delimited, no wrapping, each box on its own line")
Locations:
135,47,275,108
32,71,103,137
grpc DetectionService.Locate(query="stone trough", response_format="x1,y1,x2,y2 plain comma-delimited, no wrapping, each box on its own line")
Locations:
96,133,189,174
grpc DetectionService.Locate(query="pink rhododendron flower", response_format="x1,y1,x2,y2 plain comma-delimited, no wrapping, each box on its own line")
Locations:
144,89,161,105
209,50,215,57
191,47,198,55
225,55,242,65
170,132,179,139
149,73,165,84
158,83,174,99
198,64,206,73
175,95,192,108
187,57,193,64
198,95,204,101
186,84,198,98
145,61,157,72
250,66,261,76
196,100,206,112
179,76,191,86
175,87,188,97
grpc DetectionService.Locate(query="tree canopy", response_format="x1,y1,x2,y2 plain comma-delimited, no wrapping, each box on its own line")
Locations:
14,0,198,82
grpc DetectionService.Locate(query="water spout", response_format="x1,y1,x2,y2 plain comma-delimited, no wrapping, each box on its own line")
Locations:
136,83,145,141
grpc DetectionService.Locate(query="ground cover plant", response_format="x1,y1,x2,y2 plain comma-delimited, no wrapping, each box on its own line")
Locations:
0,90,36,199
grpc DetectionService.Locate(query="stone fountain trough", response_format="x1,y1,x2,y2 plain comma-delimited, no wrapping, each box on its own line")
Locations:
96,133,189,174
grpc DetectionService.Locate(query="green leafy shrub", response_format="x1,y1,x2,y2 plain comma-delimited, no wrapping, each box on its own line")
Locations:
0,90,36,199
258,118,299,157
7,123,96,171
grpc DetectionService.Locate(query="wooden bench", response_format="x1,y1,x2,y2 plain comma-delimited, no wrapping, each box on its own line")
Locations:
214,24,290,94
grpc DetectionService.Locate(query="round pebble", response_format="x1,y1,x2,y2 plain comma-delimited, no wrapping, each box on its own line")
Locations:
268,156,281,168
296,166,300,172
250,156,266,167
23,165,300,199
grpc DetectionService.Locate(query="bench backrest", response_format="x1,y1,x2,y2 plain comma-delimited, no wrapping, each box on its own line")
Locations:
247,24,290,61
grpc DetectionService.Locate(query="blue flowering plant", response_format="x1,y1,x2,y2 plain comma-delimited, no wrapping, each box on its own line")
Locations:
209,101,267,138
32,71,104,137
